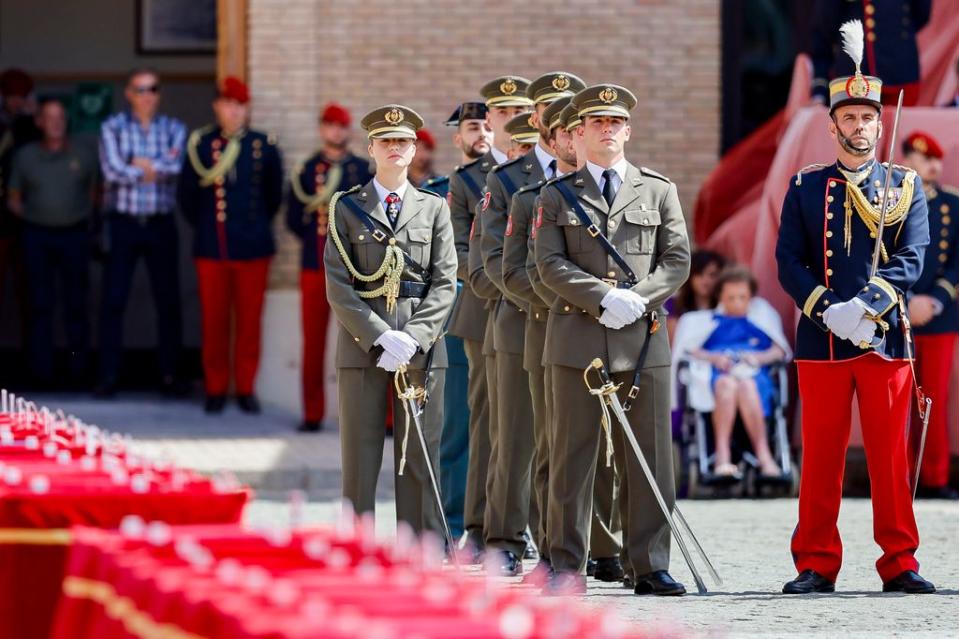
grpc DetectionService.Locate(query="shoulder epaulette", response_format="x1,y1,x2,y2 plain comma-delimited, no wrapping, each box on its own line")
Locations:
940,185,959,197
417,186,443,198
545,172,576,187
516,179,547,195
425,175,449,186
491,157,522,173
454,158,482,174
794,163,828,186
336,184,363,201
881,162,913,173
640,166,671,182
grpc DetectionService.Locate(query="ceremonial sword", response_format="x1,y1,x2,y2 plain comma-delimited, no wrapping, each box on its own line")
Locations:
394,366,460,568
584,358,722,595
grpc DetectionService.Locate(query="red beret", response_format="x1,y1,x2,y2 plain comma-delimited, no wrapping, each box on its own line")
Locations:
903,130,944,159
0,68,33,98
416,128,436,150
218,76,250,104
320,102,351,126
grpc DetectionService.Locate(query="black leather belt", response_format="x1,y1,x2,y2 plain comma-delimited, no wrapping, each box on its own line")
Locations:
601,278,636,289
356,281,429,298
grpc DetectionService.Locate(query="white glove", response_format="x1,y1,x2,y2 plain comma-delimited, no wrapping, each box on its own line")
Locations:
376,351,403,372
848,317,877,346
822,300,866,340
374,330,419,362
600,288,648,326
599,308,629,330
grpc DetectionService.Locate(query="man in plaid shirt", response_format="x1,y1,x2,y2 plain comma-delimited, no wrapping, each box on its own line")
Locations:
96,67,187,397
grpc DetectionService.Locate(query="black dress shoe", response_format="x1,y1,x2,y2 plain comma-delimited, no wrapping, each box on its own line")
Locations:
592,557,625,582
782,569,835,594
236,394,261,414
622,574,635,589
915,485,959,500
586,559,596,576
204,395,227,414
633,570,686,596
297,420,323,433
488,550,522,576
544,571,587,595
882,570,936,594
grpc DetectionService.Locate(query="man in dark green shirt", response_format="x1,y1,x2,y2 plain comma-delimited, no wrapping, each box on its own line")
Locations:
8,97,98,385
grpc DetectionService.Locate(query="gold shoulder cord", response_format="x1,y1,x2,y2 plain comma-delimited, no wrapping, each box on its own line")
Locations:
291,161,344,213
842,170,916,260
186,128,244,187
328,188,405,313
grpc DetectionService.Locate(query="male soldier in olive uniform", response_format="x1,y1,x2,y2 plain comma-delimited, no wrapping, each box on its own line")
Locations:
324,105,457,533
535,84,690,595
462,79,533,562
503,94,624,583
481,73,563,575
447,101,502,560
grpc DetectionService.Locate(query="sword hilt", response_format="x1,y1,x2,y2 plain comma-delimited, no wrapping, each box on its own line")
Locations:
589,357,612,385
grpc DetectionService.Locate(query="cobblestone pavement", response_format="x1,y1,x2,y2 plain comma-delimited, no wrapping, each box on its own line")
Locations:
30,392,959,637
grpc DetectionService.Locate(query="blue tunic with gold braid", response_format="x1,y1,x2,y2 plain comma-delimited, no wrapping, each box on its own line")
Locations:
776,160,929,361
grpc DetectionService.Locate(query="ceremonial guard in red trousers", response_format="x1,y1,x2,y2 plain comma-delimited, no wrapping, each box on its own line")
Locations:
287,103,372,432
901,131,959,501
178,77,283,414
776,21,934,594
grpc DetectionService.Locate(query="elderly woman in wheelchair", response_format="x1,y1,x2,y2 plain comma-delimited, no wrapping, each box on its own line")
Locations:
672,266,792,481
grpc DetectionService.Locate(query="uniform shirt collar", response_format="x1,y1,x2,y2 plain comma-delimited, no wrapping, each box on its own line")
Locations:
372,177,409,205
533,143,556,176
585,158,628,190
490,146,509,166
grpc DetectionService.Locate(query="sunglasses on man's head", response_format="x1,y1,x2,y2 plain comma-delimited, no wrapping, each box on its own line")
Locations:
132,84,160,95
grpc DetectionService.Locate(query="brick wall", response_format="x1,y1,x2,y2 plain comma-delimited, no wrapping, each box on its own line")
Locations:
249,0,721,288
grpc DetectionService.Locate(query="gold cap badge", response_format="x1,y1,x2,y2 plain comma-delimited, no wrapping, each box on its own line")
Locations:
500,78,518,96
599,87,618,104
552,75,570,91
384,108,404,125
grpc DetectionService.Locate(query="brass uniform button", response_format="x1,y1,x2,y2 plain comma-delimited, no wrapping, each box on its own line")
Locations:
942,229,950,237
867,32,876,42
941,205,950,214
865,4,875,14
943,216,951,225
607,271,616,278
215,188,226,198
216,212,226,222
874,180,882,188
870,232,877,238
216,200,226,210
826,213,834,220
825,231,833,238
866,18,875,28
823,299,830,305
940,254,948,263
874,293,881,300
354,336,360,342
826,268,833,276
827,195,834,203
940,240,949,250
826,249,833,257
563,305,570,312
358,234,365,241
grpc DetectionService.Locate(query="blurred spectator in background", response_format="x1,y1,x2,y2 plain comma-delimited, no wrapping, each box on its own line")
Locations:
901,131,959,500
0,68,41,338
7,98,98,387
97,68,187,398
178,77,282,415
410,128,438,186
809,0,931,106
672,266,790,478
286,103,371,432
666,249,727,341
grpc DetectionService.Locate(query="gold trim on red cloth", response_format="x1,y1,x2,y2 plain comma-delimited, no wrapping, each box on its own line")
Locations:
0,527,71,545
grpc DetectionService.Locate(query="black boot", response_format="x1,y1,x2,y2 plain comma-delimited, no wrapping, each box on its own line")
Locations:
592,557,625,582
633,570,686,596
297,420,323,433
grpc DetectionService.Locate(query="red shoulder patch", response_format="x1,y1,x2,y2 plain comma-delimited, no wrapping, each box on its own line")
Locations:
505,215,514,236
469,218,476,240
482,191,492,212
446,191,453,206
535,206,544,228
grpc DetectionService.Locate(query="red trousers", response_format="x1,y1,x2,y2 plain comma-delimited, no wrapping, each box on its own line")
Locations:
300,269,331,422
195,258,270,396
911,333,957,488
794,354,919,583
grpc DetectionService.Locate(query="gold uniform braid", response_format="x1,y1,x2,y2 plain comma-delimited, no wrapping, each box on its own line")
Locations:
328,188,405,313
186,128,244,187
842,170,916,260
